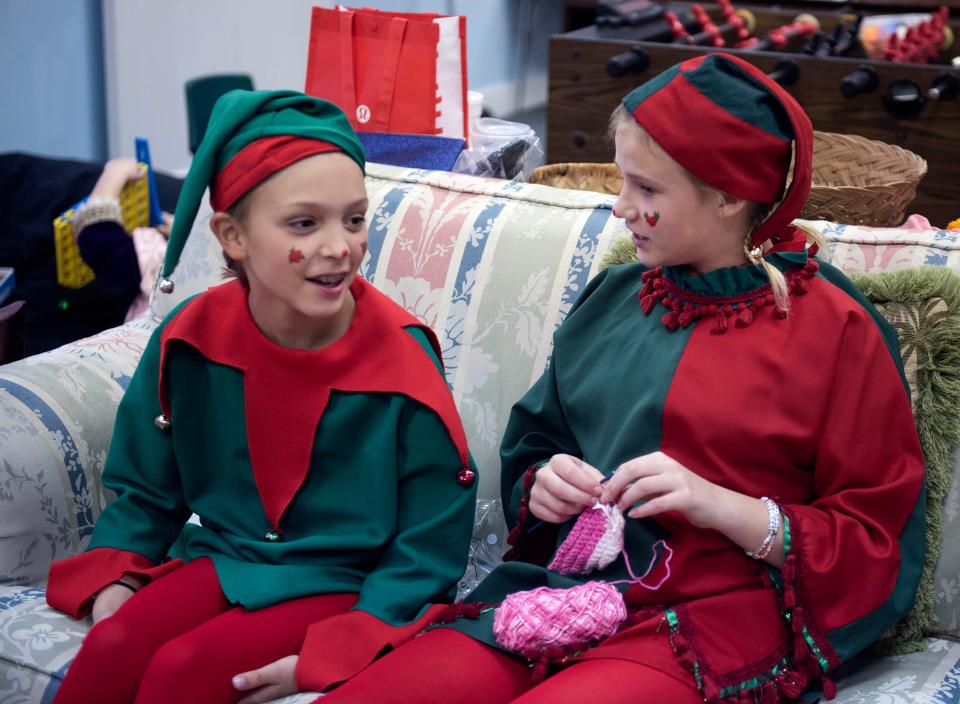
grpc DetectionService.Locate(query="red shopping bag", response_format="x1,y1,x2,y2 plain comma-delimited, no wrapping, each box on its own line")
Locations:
305,6,468,139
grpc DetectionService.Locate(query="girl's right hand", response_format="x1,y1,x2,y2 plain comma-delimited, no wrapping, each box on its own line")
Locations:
528,454,604,524
91,583,136,624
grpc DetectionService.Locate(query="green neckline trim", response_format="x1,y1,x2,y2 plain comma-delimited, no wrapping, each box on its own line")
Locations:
657,251,806,299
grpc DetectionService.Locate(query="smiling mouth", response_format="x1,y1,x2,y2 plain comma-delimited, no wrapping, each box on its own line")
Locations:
307,273,348,288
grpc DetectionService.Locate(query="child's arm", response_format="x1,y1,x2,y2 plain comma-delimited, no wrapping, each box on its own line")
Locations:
46,313,192,618
74,159,143,292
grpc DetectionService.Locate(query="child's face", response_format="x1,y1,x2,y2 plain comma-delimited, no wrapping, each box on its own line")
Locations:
225,152,368,344
612,122,744,273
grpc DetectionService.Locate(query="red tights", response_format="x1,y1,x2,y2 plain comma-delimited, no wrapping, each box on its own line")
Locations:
322,628,702,704
53,557,356,704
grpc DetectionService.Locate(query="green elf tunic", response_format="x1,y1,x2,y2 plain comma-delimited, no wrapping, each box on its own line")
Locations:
441,251,925,703
47,276,478,691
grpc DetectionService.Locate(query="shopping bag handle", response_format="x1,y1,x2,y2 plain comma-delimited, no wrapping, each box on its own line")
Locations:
336,11,407,131
337,10,358,122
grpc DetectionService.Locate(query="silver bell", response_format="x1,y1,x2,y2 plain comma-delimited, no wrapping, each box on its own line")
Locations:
158,278,175,294
154,414,171,430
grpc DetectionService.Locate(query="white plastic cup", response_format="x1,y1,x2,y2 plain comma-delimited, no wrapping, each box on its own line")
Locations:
467,91,484,144
471,117,536,147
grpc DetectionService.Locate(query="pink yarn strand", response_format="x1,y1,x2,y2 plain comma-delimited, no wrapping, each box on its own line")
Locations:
609,538,673,590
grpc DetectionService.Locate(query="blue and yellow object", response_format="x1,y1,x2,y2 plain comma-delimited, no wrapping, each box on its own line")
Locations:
54,138,159,289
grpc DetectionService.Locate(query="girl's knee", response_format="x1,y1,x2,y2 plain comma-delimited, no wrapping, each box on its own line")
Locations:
141,635,207,685
80,615,138,658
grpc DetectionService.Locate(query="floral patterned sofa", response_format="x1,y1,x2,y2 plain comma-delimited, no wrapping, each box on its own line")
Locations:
1,162,958,703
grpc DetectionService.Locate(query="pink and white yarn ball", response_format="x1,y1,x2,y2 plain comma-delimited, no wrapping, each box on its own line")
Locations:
548,502,625,575
492,581,628,651
492,500,672,654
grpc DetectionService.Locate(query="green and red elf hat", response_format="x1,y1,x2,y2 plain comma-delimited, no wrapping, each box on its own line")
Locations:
621,52,813,252
158,89,366,293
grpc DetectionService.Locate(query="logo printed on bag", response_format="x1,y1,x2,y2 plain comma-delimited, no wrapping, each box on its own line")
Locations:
356,105,371,124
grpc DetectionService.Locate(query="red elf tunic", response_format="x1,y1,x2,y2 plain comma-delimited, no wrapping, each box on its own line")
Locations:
47,277,478,691
439,250,925,703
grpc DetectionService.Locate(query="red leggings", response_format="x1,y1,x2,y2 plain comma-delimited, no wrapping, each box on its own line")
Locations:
53,557,356,704
322,628,702,704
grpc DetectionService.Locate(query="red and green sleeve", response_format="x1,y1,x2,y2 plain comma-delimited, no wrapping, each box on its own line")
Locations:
777,265,926,672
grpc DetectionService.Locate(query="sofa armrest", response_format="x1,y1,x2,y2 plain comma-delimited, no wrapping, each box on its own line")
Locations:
0,317,156,586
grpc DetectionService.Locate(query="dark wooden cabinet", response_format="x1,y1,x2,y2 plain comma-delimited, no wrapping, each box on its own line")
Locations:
548,5,960,225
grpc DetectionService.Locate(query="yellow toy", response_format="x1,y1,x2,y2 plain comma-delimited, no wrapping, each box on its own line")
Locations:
947,218,960,231
54,163,151,288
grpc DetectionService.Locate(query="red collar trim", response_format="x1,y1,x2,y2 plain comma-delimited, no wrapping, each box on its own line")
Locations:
158,278,471,531
637,261,819,334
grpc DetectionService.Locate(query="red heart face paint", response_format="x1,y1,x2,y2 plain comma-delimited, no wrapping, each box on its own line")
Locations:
288,247,304,264
643,211,660,227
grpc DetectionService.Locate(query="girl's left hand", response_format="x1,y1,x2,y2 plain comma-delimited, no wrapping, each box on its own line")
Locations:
233,655,299,704
600,450,724,529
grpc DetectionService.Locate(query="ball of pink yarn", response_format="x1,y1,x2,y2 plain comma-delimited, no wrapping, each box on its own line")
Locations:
493,581,627,652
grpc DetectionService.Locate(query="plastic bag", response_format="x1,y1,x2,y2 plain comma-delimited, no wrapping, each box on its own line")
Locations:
453,118,544,181
458,499,508,599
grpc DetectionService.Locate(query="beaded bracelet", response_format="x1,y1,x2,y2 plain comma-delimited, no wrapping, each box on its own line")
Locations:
746,496,781,560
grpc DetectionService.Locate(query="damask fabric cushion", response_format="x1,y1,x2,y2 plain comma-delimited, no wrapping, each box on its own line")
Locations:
801,219,960,272
0,318,157,588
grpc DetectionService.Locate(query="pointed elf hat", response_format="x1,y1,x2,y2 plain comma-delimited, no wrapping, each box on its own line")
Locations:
159,89,365,290
621,52,812,250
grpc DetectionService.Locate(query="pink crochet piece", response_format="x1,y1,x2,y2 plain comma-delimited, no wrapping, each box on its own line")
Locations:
493,581,627,651
548,503,624,574
493,502,674,654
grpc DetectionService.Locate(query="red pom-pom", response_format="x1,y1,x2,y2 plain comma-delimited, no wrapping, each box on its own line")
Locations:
711,308,728,335
779,677,803,699
822,675,838,700
735,306,754,328
662,311,680,331
531,657,549,683
759,683,778,704
639,294,657,315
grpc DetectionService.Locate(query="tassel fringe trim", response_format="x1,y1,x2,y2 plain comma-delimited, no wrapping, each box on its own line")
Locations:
637,261,820,334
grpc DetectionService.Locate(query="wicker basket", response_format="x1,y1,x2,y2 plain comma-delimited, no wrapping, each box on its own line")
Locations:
529,162,623,196
529,131,927,228
802,131,927,227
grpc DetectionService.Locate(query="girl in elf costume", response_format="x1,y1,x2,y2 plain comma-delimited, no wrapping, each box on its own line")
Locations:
45,90,478,704
314,53,926,704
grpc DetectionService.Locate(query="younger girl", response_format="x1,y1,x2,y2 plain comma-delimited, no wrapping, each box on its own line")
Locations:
46,90,477,704
314,52,925,704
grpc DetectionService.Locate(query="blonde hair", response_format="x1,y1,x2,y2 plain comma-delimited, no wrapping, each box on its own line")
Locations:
609,104,825,314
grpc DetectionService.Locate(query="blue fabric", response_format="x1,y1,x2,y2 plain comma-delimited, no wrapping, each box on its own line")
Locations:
358,133,464,171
